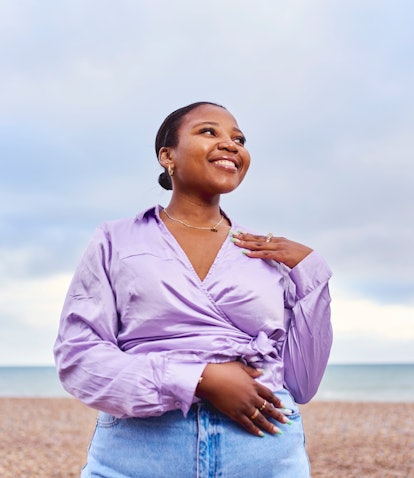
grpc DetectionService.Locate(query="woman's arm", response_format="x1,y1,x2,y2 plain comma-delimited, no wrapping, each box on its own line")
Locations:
280,251,332,403
230,232,333,403
54,227,206,418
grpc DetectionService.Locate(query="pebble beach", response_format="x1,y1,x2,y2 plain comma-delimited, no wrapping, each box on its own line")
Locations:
0,398,412,477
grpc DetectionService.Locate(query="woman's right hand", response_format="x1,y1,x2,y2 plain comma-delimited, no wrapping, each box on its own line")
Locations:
195,362,292,437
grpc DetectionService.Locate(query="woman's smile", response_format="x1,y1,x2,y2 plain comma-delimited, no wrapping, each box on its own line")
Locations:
209,155,239,171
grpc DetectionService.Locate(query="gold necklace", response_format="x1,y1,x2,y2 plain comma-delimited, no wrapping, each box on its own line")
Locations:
163,208,224,232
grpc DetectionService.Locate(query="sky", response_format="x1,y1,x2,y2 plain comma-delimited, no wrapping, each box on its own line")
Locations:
1,0,413,365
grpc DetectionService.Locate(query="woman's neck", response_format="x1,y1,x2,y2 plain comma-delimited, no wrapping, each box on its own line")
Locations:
165,196,222,225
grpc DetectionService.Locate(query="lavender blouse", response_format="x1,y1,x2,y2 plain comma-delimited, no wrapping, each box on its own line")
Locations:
54,205,332,419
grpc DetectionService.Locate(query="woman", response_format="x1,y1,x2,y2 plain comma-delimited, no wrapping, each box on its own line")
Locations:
54,101,332,477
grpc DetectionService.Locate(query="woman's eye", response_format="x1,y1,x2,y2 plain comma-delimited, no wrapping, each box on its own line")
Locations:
200,127,215,136
199,128,246,145
234,136,246,145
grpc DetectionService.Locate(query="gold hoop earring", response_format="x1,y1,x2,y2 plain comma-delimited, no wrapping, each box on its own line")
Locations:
168,165,174,177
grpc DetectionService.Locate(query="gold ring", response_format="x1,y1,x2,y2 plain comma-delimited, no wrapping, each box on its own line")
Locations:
250,408,260,420
265,233,273,243
260,400,267,411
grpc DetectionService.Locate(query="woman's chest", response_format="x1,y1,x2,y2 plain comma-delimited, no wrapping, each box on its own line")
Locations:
111,240,287,336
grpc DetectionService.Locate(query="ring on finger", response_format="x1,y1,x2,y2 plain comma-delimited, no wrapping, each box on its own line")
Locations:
250,408,260,420
265,233,273,243
259,399,267,411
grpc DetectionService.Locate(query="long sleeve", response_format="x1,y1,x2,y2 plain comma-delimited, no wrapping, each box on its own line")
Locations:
53,227,205,419
280,251,333,404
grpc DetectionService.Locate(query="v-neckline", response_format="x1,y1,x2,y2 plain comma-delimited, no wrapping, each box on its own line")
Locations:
157,207,231,284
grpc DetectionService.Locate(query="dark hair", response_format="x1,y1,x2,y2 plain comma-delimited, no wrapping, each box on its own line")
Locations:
155,101,225,190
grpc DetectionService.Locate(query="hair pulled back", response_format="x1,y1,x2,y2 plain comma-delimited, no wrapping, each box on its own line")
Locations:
155,101,225,190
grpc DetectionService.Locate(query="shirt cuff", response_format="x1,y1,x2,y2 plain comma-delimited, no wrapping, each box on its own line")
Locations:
161,359,207,417
289,251,332,299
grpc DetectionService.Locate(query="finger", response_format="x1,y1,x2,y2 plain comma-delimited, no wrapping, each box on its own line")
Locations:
232,232,271,242
232,236,284,253
251,410,283,435
250,387,291,425
240,363,264,378
237,414,266,437
259,389,284,409
242,250,275,259
259,399,293,425
255,389,292,422
266,407,293,425
232,233,275,246
228,400,283,437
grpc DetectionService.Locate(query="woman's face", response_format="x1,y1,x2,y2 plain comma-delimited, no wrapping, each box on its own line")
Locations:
161,104,251,199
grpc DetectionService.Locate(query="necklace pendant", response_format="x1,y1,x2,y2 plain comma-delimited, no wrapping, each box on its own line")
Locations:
210,226,218,232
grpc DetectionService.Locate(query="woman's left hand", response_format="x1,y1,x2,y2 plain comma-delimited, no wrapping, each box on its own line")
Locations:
231,231,313,269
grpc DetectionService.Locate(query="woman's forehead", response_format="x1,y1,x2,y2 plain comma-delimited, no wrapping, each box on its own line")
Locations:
182,104,238,128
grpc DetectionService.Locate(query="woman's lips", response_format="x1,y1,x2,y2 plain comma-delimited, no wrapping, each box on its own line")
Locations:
210,159,238,170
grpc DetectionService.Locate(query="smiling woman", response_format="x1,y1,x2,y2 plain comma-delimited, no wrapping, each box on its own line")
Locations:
157,101,249,196
54,101,333,477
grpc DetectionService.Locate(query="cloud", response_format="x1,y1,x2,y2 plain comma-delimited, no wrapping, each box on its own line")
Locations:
331,293,414,341
0,273,71,327
1,1,413,363
329,292,414,363
0,273,72,365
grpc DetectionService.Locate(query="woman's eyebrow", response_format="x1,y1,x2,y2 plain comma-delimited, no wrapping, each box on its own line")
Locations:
192,121,219,128
192,121,244,134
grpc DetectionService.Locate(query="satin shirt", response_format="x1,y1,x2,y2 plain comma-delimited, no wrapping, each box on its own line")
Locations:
54,205,332,418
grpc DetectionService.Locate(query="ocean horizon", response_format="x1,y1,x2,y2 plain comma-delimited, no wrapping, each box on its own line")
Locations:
1,363,414,402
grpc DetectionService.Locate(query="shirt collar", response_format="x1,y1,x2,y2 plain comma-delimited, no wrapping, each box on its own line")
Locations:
134,205,160,223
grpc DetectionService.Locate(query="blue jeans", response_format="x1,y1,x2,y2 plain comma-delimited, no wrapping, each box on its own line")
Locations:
81,389,310,477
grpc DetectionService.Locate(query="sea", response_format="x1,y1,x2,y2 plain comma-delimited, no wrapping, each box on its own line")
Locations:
1,363,414,402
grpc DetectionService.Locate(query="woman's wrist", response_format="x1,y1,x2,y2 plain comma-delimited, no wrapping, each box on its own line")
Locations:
195,364,215,398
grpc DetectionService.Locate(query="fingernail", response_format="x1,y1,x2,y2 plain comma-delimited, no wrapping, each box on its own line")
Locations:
272,426,283,435
258,431,265,437
256,368,265,374
284,419,293,426
242,250,248,255
230,237,240,243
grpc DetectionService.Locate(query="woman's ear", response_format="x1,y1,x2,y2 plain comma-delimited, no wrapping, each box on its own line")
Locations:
158,147,173,168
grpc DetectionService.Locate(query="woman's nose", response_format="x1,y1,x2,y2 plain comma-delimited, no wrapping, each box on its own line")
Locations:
217,139,238,152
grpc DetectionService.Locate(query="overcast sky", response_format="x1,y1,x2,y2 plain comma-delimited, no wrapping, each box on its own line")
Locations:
1,0,413,365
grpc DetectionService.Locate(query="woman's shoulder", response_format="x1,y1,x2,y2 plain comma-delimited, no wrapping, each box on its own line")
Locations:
98,206,158,232
82,207,159,252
